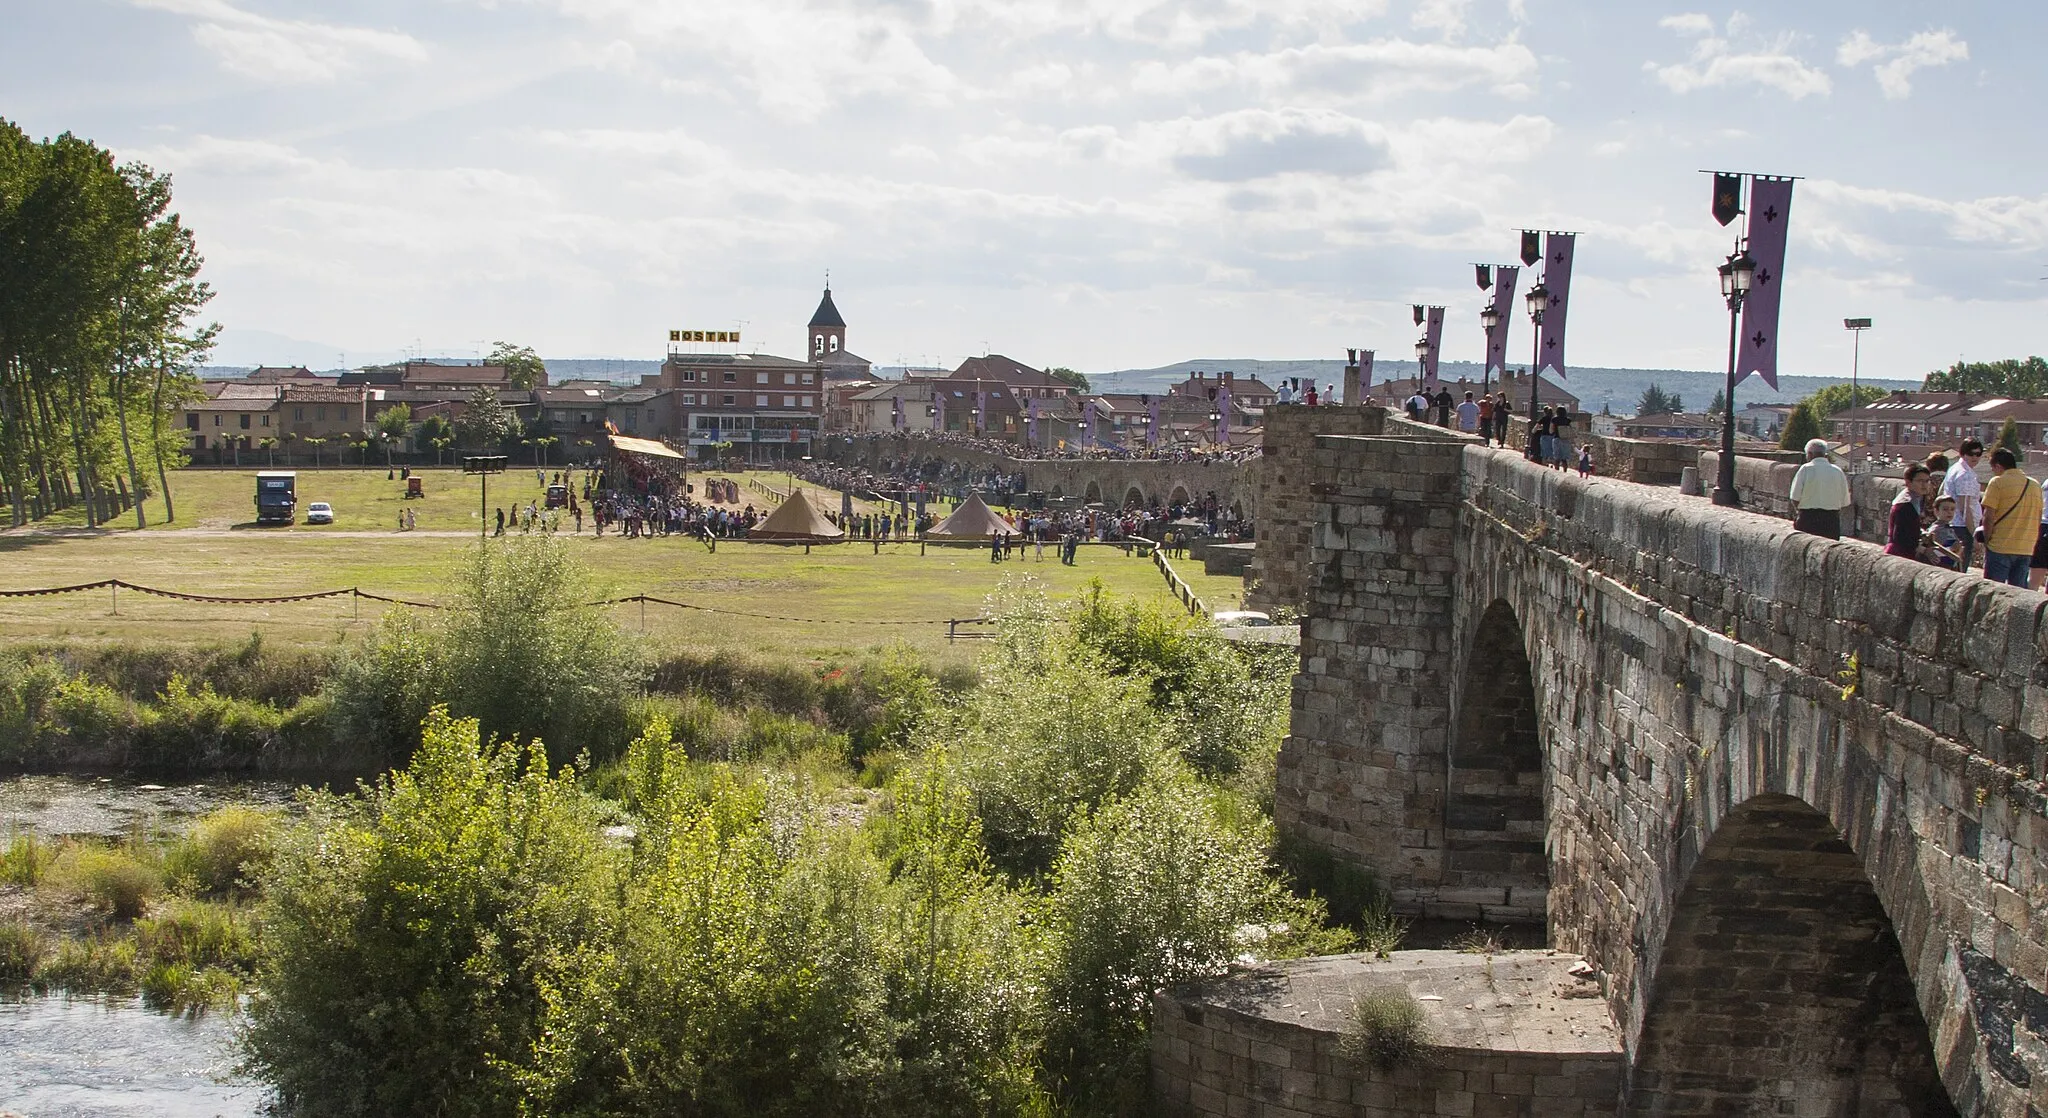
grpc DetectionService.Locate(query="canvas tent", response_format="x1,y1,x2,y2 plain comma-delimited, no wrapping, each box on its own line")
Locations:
925,493,1017,540
750,489,845,540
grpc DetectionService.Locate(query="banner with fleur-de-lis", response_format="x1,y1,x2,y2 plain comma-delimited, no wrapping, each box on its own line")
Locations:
1538,233,1575,380
1738,177,1794,390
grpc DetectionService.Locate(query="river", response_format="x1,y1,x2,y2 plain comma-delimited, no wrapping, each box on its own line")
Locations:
2,774,289,1115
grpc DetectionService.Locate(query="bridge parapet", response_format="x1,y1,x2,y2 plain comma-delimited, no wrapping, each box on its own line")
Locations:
1271,436,2048,1116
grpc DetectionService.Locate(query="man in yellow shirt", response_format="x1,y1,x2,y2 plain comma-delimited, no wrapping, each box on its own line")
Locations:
1979,448,2042,587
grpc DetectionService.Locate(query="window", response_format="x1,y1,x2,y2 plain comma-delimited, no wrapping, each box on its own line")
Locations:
755,372,768,385
722,394,736,406
578,413,589,425
723,372,736,383
755,394,769,407
261,414,270,427
783,373,795,385
682,371,697,382
294,407,304,421
801,373,814,384
783,395,796,407
315,406,327,421
681,393,696,405
213,414,222,427
186,414,199,431
802,395,813,407
239,414,251,429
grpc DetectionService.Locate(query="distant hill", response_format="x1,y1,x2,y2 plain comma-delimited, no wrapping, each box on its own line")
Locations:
1089,358,1918,416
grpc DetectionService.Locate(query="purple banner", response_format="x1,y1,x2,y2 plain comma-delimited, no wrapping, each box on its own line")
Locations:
1423,307,1445,389
1485,266,1519,379
1359,350,1374,401
1026,398,1038,447
892,395,902,429
1738,177,1793,390
1148,397,1160,445
1538,233,1575,380
974,388,986,435
1217,382,1232,444
1082,401,1093,446
933,391,946,432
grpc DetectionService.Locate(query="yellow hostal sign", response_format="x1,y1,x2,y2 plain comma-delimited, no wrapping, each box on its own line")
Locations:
669,330,740,343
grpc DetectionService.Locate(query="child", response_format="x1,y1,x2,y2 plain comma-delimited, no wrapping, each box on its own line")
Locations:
1924,496,1962,568
1577,444,1593,478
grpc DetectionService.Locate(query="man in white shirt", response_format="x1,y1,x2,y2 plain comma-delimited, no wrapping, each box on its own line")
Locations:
1942,439,1984,570
1406,390,1430,422
1787,438,1851,539
1456,392,1480,434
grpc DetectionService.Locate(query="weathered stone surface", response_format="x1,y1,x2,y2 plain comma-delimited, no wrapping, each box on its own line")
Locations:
1151,951,1622,1118
1241,423,2048,1118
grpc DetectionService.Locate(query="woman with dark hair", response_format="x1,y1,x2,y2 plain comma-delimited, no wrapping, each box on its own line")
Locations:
1886,463,1931,559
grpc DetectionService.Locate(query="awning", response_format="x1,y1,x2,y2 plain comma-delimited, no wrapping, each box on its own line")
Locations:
608,435,687,461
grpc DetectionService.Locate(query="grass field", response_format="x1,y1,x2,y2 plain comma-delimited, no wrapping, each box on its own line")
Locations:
1,470,1246,659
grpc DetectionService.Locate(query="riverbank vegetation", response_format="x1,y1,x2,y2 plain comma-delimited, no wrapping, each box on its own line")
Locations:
1,535,1347,1115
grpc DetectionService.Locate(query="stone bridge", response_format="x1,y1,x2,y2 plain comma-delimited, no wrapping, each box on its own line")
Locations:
1251,410,2047,1116
824,433,1259,517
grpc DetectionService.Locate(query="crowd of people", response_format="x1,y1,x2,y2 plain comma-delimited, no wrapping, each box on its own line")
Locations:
835,429,1259,465
1795,436,2048,590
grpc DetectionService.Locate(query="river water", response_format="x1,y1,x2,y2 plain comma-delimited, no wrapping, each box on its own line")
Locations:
2,774,290,1115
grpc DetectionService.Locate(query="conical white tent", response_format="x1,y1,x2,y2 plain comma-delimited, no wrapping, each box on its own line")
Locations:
750,489,845,540
925,493,1016,540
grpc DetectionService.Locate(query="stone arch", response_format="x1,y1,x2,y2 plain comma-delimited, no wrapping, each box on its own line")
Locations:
1628,794,1955,1117
1049,486,1064,500
1084,480,1102,503
1444,598,1547,923
1168,484,1191,506
1123,486,1146,509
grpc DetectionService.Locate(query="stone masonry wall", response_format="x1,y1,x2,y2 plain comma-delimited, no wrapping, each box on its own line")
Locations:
1699,449,1909,544
1245,405,1387,613
1270,435,2048,1114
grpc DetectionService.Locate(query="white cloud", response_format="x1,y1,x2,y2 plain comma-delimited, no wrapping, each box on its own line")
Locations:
1658,13,1715,36
132,0,426,83
1411,0,1471,38
1169,108,1392,180
1132,38,1539,100
1647,17,1831,99
1836,29,1968,100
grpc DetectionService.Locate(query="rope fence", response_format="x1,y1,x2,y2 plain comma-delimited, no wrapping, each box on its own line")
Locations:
0,577,993,636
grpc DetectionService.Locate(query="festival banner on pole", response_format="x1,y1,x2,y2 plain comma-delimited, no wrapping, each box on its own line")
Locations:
1147,396,1160,445
1026,398,1039,447
1358,350,1374,400
974,388,986,435
1082,402,1094,447
1712,172,1744,227
1538,233,1576,380
933,391,946,432
892,395,903,429
1521,230,1542,266
1485,266,1520,379
1423,307,1445,389
1738,177,1794,390
1217,381,1232,444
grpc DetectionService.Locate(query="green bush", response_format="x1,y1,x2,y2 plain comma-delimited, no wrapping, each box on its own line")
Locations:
58,845,163,920
327,536,645,765
0,920,47,984
135,898,257,971
164,806,279,897
141,961,243,1018
136,674,292,768
243,707,623,1117
35,933,141,994
1341,989,1432,1072
0,831,54,886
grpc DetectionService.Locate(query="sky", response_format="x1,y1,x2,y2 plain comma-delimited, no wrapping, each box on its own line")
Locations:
5,0,2041,379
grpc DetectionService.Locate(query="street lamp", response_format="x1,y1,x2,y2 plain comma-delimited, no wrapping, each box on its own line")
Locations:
1479,302,1501,440
1712,245,1758,507
1844,319,1872,442
1524,280,1552,461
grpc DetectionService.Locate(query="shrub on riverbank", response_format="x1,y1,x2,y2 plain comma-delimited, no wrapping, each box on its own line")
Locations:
243,590,1343,1116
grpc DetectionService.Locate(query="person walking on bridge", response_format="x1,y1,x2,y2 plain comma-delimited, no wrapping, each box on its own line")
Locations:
1943,440,1984,571
1788,438,1851,540
1979,448,2042,587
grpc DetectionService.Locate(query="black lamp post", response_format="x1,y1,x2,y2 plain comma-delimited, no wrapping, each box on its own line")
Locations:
1413,338,1432,425
1524,280,1551,460
1712,246,1758,507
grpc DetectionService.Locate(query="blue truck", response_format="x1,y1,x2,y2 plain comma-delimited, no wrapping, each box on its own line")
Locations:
254,471,297,525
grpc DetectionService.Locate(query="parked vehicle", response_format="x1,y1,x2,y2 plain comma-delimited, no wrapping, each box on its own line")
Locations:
405,476,424,499
254,472,297,525
304,502,335,525
545,484,568,509
1211,610,1274,627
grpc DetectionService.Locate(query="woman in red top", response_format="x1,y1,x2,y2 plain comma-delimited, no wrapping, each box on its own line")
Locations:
1885,464,1932,559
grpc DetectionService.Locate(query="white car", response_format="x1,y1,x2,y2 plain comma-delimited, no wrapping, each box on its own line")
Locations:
1212,610,1275,627
304,502,334,525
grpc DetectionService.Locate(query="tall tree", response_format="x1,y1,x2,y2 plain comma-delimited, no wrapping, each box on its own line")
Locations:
1780,402,1822,450
1997,416,2024,463
1707,389,1726,416
1047,366,1089,391
375,403,413,467
455,386,519,448
1636,384,1682,416
1923,357,2048,397
488,342,547,391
